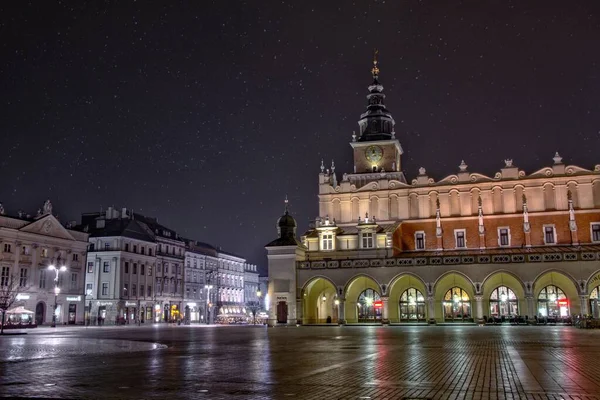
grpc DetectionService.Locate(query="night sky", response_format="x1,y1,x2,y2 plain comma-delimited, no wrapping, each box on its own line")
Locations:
1,1,600,271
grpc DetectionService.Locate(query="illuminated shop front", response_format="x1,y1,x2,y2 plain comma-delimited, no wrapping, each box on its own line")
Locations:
443,287,472,322
489,286,518,318
537,285,569,318
399,288,426,322
357,289,382,322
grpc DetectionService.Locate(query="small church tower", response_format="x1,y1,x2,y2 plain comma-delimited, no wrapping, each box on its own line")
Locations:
265,198,305,326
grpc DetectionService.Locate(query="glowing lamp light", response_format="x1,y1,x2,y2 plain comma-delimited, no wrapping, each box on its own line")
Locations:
453,294,460,304
334,299,340,306
408,296,416,306
365,297,373,306
322,295,327,302
549,294,557,303
500,292,508,302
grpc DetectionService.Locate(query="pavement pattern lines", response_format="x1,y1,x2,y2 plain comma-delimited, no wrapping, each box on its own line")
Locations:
0,325,599,399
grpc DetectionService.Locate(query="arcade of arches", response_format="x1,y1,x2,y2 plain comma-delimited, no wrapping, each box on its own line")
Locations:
299,270,598,324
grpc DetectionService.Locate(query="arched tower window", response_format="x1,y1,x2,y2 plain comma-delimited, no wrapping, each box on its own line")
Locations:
399,288,426,322
537,285,569,318
443,287,472,322
489,286,518,319
357,289,381,322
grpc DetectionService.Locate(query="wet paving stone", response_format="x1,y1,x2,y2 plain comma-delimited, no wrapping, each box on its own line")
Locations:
0,324,599,399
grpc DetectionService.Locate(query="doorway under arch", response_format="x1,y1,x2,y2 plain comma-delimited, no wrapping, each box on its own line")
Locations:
302,277,337,324
35,302,45,325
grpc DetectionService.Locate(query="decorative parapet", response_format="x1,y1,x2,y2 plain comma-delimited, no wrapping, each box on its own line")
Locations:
297,249,600,270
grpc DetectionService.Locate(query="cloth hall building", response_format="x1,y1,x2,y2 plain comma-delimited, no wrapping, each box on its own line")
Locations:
266,58,600,326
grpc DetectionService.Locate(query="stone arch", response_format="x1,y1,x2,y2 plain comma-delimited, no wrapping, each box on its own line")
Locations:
543,182,556,211
302,276,338,324
408,193,419,219
390,194,399,219
387,273,428,323
481,271,527,320
532,270,581,316
514,184,525,212
344,275,383,323
470,187,481,216
586,270,600,295
449,189,460,216
433,271,476,323
428,191,439,217
491,186,503,214
332,198,342,223
351,197,360,222
369,196,380,220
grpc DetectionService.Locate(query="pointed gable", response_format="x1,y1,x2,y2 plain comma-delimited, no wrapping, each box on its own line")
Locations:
18,215,76,241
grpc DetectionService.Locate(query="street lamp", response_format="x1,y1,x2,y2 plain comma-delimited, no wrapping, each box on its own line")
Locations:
252,290,263,325
204,284,213,325
48,265,67,328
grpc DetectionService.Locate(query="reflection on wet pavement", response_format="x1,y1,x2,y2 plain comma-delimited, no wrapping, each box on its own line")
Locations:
1,325,599,399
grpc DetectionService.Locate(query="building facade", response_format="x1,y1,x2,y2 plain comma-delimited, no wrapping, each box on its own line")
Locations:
0,200,89,325
266,59,600,326
82,207,158,325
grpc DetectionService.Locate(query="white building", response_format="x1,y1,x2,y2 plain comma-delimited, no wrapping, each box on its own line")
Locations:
183,240,215,323
0,200,89,326
81,207,157,325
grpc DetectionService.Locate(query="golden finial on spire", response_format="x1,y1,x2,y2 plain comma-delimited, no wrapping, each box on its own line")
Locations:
371,48,380,78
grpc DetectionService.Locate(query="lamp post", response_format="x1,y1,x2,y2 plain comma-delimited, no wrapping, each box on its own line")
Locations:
48,265,67,328
251,290,262,325
204,284,213,325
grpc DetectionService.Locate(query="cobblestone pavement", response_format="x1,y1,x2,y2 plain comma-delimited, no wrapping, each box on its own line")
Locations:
1,325,599,399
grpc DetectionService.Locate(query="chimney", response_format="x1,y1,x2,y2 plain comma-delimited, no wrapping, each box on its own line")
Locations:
122,208,128,218
106,206,113,219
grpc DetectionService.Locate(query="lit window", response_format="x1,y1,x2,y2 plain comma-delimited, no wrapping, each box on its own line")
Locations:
591,223,600,242
103,261,110,273
415,232,425,250
87,262,94,273
3,244,11,253
19,268,28,287
321,234,333,250
544,226,556,244
455,230,466,248
362,232,374,249
498,228,510,246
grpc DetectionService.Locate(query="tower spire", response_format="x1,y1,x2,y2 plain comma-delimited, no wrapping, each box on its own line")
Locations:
356,50,395,142
371,48,380,81
284,195,289,214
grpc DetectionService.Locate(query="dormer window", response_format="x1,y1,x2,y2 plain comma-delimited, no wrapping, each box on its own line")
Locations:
454,229,466,249
321,234,333,250
543,225,556,244
361,232,374,249
415,231,425,250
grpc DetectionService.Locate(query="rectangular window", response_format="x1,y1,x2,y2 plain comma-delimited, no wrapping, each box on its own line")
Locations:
70,273,77,289
499,228,510,246
165,264,169,273
87,262,94,273
147,286,152,297
104,243,110,251
544,226,556,244
124,283,129,296
132,284,137,296
140,265,145,275
141,247,145,255
133,245,137,253
592,223,600,242
72,253,79,261
124,262,129,274
362,232,374,249
148,248,153,256
41,248,48,257
39,269,46,289
455,230,466,248
321,234,333,250
133,264,137,274
103,261,110,273
101,282,109,296
415,232,425,250
140,285,144,298
19,268,28,287
149,266,152,276
1,267,10,286
3,243,11,253
86,283,93,294
125,243,129,252
89,243,95,252
21,246,29,255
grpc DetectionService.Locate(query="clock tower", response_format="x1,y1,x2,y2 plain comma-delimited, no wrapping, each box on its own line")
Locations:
350,52,405,182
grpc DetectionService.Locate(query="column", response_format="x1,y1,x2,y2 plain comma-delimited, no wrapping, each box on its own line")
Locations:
526,296,535,319
296,298,303,324
381,296,389,324
427,296,436,324
338,298,346,325
579,295,589,316
475,296,483,323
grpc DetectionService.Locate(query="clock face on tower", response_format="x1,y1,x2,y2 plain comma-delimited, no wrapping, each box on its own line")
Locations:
365,145,383,163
